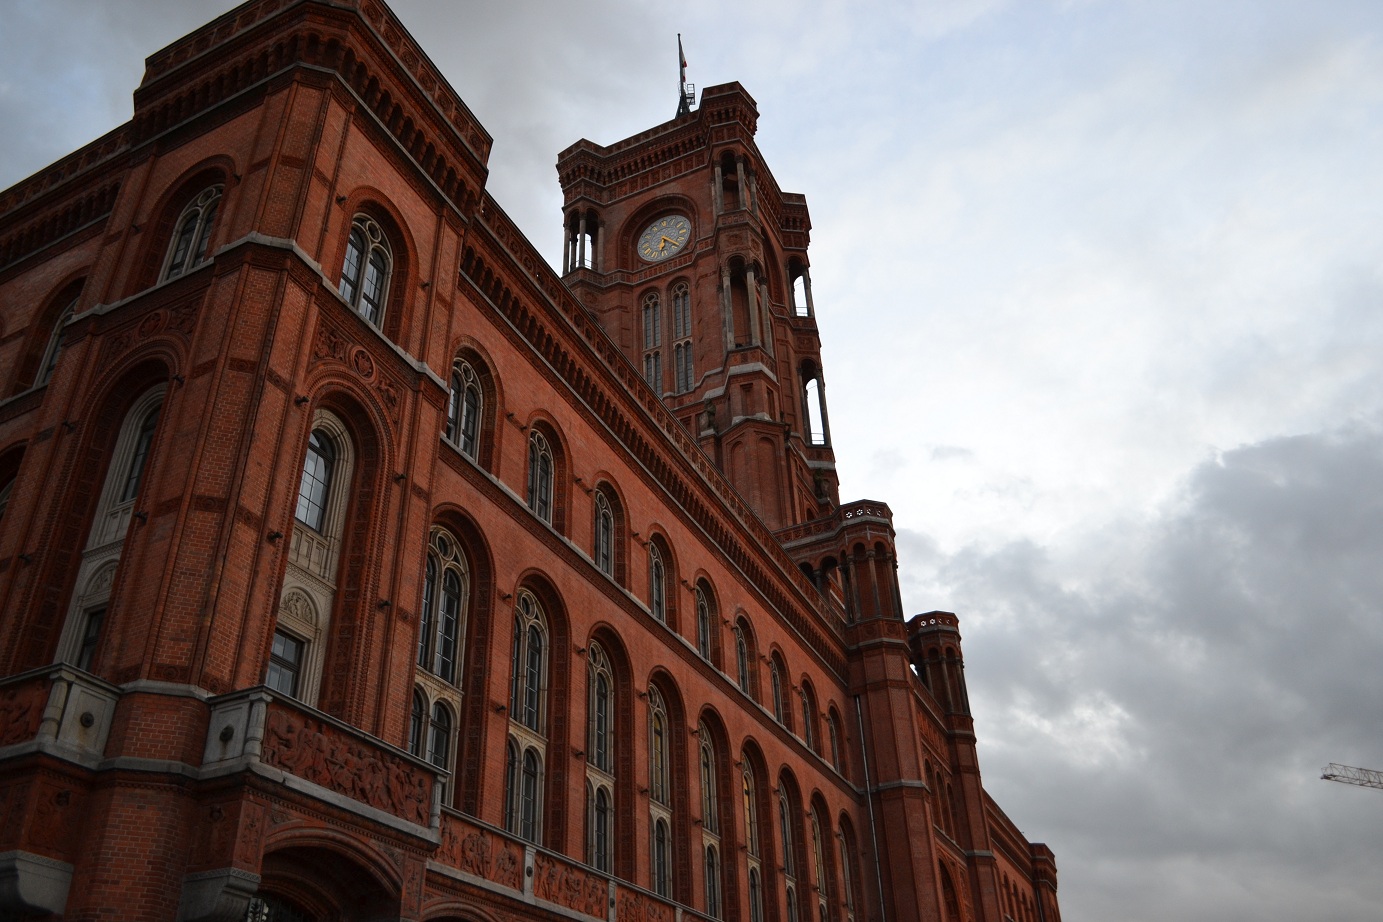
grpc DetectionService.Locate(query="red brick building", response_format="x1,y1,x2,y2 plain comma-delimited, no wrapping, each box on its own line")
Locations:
0,2,1060,921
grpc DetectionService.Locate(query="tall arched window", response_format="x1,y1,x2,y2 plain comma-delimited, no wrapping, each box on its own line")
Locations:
35,295,78,388
649,543,667,624
339,215,392,325
699,720,724,919
734,624,750,695
743,758,765,922
445,359,483,459
770,659,785,724
594,491,614,576
418,526,467,683
699,726,718,834
163,185,222,280
586,642,615,872
409,688,426,757
643,291,662,389
57,387,165,672
506,591,548,845
810,807,830,922
428,702,453,772
527,431,553,523
672,282,693,393
277,412,354,707
695,585,713,661
800,683,817,752
704,845,721,920
838,820,858,922
649,684,673,897
653,818,671,897
827,710,843,775
779,785,798,922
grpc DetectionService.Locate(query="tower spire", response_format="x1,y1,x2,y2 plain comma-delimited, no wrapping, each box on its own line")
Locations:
677,35,693,116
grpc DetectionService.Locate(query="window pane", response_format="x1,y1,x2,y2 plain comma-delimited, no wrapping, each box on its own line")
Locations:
419,554,436,668
521,750,540,842
76,607,106,671
435,569,461,682
267,630,303,697
294,430,334,530
120,406,160,503
340,228,364,303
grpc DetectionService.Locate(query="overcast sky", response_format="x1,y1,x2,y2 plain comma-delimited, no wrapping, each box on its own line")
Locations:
6,1,1383,919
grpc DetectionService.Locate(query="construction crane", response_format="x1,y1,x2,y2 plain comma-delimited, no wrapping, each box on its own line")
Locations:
1321,763,1383,790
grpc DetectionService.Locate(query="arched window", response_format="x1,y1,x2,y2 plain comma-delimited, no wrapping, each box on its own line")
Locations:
800,683,817,752
778,787,795,877
276,412,354,707
649,685,669,806
742,763,760,857
507,590,548,845
594,491,614,576
57,387,165,672
649,543,667,624
672,281,693,393
838,820,858,922
418,527,467,683
770,659,785,724
749,867,764,922
704,845,721,920
827,710,843,774
0,475,13,522
810,808,830,922
294,429,335,531
648,683,674,896
643,291,662,389
699,726,718,833
35,295,78,388
521,748,541,841
695,586,712,661
409,688,426,757
591,785,612,872
780,784,799,922
445,359,483,459
653,818,671,897
163,185,222,280
339,215,391,325
428,702,453,771
734,625,750,694
586,642,616,871
527,431,553,523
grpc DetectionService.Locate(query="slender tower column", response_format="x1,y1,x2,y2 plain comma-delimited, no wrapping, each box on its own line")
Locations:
745,266,761,346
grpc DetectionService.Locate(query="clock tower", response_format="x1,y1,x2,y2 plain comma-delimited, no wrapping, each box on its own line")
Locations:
557,82,838,532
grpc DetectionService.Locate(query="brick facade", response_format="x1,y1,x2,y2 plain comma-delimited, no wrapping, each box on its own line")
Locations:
0,2,1060,921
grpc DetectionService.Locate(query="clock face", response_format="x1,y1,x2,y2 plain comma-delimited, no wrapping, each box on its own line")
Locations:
637,215,692,263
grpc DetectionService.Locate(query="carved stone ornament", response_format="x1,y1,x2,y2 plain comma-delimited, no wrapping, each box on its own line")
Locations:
261,706,430,825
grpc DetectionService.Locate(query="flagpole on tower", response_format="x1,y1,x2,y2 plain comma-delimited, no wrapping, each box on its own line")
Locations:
677,34,693,117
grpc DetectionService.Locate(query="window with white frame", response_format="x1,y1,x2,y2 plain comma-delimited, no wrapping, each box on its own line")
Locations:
445,359,483,459
839,821,858,922
811,807,831,922
339,215,392,325
743,758,765,922
734,624,750,694
163,185,222,281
